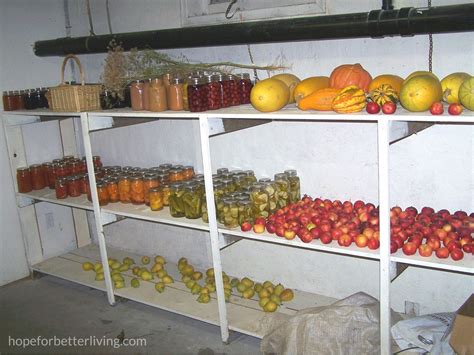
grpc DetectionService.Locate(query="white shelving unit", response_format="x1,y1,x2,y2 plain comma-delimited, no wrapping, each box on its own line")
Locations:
3,106,474,355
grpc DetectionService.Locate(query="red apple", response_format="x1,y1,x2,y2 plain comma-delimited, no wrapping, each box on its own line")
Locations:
265,222,276,234
241,222,252,232
435,247,449,259
454,210,468,219
390,241,398,254
446,240,462,252
338,234,352,247
355,234,369,248
275,225,285,238
254,217,266,226
402,242,417,256
298,229,313,243
310,227,321,240
253,223,265,234
366,102,380,114
354,200,365,210
363,228,375,239
405,206,418,217
462,243,473,254
331,228,343,241
430,101,444,115
320,222,331,232
421,207,435,216
427,236,441,251
367,238,380,250
381,102,396,114
391,236,404,249
418,244,433,257
448,103,463,115
284,229,296,240
460,236,473,246
450,248,464,261
319,232,332,244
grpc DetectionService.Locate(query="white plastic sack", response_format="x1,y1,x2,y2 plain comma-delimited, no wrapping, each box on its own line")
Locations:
391,313,455,355
261,292,400,355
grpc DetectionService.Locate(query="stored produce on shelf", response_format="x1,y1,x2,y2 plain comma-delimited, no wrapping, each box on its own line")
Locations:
459,77,474,110
370,84,398,106
293,76,330,104
297,87,341,111
368,75,404,96
399,74,442,112
271,73,301,104
332,85,366,113
329,63,372,93
430,102,444,115
250,78,290,112
441,72,471,104
448,103,463,115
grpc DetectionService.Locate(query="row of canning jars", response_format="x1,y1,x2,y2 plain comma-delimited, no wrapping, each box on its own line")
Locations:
16,155,102,193
3,88,49,111
129,72,253,112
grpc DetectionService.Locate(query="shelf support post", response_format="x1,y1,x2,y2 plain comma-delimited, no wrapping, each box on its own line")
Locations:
80,113,115,306
198,115,230,343
377,118,391,354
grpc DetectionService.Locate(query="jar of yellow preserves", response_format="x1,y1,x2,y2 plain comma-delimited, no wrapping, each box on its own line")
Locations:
149,187,164,211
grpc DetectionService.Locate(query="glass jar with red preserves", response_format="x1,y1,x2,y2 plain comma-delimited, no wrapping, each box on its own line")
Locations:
70,160,82,175
56,163,68,179
182,166,195,180
130,176,145,205
93,156,102,169
30,164,46,190
106,177,119,203
67,176,81,197
2,91,16,111
237,73,253,104
79,158,87,173
79,174,88,194
218,75,232,108
187,77,209,112
47,163,57,189
227,74,240,106
55,177,68,199
42,162,51,188
16,167,32,193
96,181,109,206
205,75,222,110
168,168,185,182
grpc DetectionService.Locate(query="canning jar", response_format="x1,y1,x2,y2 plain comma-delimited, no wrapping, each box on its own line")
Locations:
149,78,168,112
274,173,290,208
96,181,109,206
222,199,239,228
216,197,229,224
238,200,254,226
130,80,146,111
205,74,222,110
30,164,46,190
143,175,159,205
250,184,270,219
168,77,184,111
182,77,189,111
42,162,51,188
227,75,240,106
201,199,208,223
23,89,36,110
92,156,102,169
182,166,195,180
143,78,151,110
183,185,202,219
237,73,253,104
36,88,49,108
168,168,185,182
262,181,278,214
79,158,87,173
13,91,25,110
216,168,229,175
162,73,172,88
232,175,246,191
217,75,231,108
149,187,164,211
159,163,173,169
47,163,57,189
118,175,131,203
221,179,236,194
187,77,209,112
106,177,119,203
130,176,145,205
169,183,185,218
79,174,88,194
100,90,119,110
55,177,68,199
67,176,81,197
284,169,301,203
161,184,171,206
70,160,81,175
2,91,16,111
243,170,257,185
16,167,32,193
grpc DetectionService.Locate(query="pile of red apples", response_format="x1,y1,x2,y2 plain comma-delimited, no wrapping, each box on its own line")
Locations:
244,196,473,261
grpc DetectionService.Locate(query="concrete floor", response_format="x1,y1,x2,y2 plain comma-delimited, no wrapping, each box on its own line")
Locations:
0,275,261,354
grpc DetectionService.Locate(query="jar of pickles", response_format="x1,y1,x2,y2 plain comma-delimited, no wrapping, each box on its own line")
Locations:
16,167,32,193
221,179,236,194
262,181,278,214
201,199,208,223
55,177,68,199
67,176,81,197
250,184,270,219
106,177,119,203
238,200,254,226
243,170,257,185
161,184,171,206
274,173,290,208
182,185,202,219
232,175,246,191
130,176,145,205
96,181,109,206
187,77,209,112
169,183,185,218
149,187,164,211
222,199,239,228
216,167,229,175
216,197,228,224
143,175,159,205
284,169,301,203
237,73,253,104
118,175,131,203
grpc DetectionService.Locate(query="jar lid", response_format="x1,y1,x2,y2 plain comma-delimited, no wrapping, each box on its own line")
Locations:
230,169,243,175
42,162,53,166
30,164,42,168
237,73,251,79
53,158,63,163
226,74,236,80
159,163,172,169
193,174,204,179
108,177,119,183
144,174,158,181
130,175,143,180
188,77,204,85
64,155,75,160
149,187,162,193
56,176,67,182
92,155,101,160
96,181,106,187
284,169,297,176
172,77,184,84
122,166,133,171
17,166,30,172
68,175,80,181
274,173,288,180
243,170,255,176
259,177,271,183
119,174,130,180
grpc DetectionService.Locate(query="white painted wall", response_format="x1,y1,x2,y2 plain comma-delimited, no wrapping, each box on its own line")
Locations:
1,0,472,315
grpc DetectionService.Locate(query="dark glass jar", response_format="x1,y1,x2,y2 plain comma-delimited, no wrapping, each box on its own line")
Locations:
205,74,222,110
100,90,117,110
237,73,253,104
218,75,232,108
227,75,240,106
67,176,81,197
16,167,32,193
30,164,46,190
55,177,68,199
187,77,209,112
23,89,37,110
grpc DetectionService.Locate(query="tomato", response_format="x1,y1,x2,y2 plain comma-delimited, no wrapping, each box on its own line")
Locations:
382,102,397,114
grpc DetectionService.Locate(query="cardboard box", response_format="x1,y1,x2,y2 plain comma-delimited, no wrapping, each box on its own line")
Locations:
449,294,474,355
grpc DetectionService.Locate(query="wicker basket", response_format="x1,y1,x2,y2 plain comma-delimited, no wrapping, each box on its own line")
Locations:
48,54,102,112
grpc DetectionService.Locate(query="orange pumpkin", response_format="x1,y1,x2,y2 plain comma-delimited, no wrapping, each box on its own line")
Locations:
329,63,372,92
297,87,341,111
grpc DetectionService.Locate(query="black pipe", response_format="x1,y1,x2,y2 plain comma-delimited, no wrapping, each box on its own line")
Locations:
382,0,394,10
33,3,474,57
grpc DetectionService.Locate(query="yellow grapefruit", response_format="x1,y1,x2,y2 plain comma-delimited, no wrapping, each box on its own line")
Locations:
459,77,474,111
368,74,404,95
404,71,439,83
293,76,330,104
441,72,471,104
400,75,442,112
250,78,290,112
271,74,301,104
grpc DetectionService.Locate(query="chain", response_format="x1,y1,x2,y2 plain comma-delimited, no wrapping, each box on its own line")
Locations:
106,0,113,34
428,0,433,72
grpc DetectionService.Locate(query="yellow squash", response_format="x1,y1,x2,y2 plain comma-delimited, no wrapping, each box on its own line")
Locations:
332,85,366,113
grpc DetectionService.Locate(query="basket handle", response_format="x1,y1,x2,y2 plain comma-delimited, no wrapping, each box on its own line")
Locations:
60,54,85,86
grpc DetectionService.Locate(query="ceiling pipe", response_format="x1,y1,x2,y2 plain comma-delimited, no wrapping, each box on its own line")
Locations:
33,3,474,57
382,0,394,11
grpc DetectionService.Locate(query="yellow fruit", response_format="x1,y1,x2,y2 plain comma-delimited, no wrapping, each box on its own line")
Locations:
140,270,153,281
459,77,474,110
400,75,442,112
404,71,439,83
118,264,129,272
293,76,330,103
200,287,210,295
110,261,121,270
442,73,471,104
123,257,135,265
154,255,166,265
182,264,194,277
93,263,103,272
242,288,255,299
273,284,285,296
258,289,271,299
156,270,168,278
95,272,105,281
231,278,240,288
237,282,249,293
151,263,163,273
271,73,301,104
162,275,174,284
263,281,274,289
259,297,270,308
368,74,404,95
178,257,188,265
185,280,197,289
263,301,278,313
280,289,295,302
182,275,192,283
254,283,263,293
155,282,165,293
192,272,203,281
206,268,214,278
141,256,150,265
112,273,124,282
114,280,125,289
250,78,290,112
206,283,216,293
270,294,281,305
241,277,254,288
132,266,140,275
82,262,94,271
197,293,211,303
131,278,140,288
191,284,202,295
222,274,230,284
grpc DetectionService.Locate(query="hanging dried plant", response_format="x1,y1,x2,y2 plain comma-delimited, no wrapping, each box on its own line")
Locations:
101,41,287,96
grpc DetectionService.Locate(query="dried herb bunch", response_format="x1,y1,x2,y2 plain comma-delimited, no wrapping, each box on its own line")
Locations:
101,41,286,95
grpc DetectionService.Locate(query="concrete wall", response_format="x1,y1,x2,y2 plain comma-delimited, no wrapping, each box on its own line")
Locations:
1,0,472,314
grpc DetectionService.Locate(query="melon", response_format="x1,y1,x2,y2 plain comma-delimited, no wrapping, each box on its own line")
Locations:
271,74,301,104
459,77,474,111
250,78,290,112
399,75,442,112
404,71,439,83
293,76,330,104
441,72,471,104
